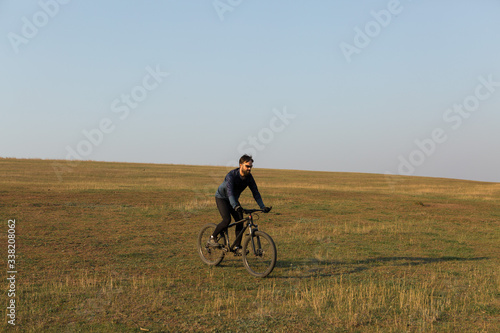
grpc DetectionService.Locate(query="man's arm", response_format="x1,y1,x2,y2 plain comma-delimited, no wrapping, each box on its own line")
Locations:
226,172,239,209
248,177,265,209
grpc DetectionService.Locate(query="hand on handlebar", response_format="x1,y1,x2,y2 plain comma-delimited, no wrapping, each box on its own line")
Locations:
235,205,244,215
238,206,272,214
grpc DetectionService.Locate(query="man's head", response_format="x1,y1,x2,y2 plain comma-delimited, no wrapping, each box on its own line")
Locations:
239,154,253,177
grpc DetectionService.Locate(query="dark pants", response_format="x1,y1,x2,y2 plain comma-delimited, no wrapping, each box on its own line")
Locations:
212,197,244,247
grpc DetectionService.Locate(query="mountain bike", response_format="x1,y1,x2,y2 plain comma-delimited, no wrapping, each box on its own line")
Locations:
197,207,277,278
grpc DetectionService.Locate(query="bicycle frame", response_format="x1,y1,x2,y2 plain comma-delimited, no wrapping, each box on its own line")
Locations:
222,212,259,252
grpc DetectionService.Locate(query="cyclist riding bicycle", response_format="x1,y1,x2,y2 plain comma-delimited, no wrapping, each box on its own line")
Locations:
208,155,271,251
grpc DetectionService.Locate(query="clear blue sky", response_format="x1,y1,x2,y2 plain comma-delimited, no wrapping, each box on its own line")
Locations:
1,0,499,182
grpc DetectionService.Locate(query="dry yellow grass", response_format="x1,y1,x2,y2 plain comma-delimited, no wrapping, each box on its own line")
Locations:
1,158,499,332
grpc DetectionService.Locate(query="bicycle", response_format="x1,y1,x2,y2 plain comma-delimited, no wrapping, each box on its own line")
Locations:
197,207,277,278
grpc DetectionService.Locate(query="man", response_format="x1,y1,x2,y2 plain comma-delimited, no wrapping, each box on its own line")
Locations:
209,155,270,251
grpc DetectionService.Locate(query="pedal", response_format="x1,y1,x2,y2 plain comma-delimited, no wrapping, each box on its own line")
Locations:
233,248,248,256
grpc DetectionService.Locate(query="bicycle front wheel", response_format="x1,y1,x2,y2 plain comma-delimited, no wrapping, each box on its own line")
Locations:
242,231,277,277
197,223,226,266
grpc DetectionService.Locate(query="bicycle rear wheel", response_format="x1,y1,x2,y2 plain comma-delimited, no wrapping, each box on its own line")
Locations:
197,223,226,266
242,231,277,277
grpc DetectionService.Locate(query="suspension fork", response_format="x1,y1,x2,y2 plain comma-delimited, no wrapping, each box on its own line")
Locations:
248,215,262,255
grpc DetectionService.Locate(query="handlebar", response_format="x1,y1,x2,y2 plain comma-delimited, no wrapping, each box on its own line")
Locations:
243,206,272,214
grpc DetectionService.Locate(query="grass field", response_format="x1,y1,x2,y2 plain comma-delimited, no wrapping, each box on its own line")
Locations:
1,158,499,332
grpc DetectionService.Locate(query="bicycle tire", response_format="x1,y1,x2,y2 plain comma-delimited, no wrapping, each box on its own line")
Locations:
242,230,277,277
197,223,226,266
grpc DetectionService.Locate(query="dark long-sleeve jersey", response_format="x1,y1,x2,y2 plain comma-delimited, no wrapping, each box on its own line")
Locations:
215,168,265,209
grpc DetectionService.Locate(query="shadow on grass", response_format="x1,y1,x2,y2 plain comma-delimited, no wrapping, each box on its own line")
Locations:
214,255,249,269
275,256,490,279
